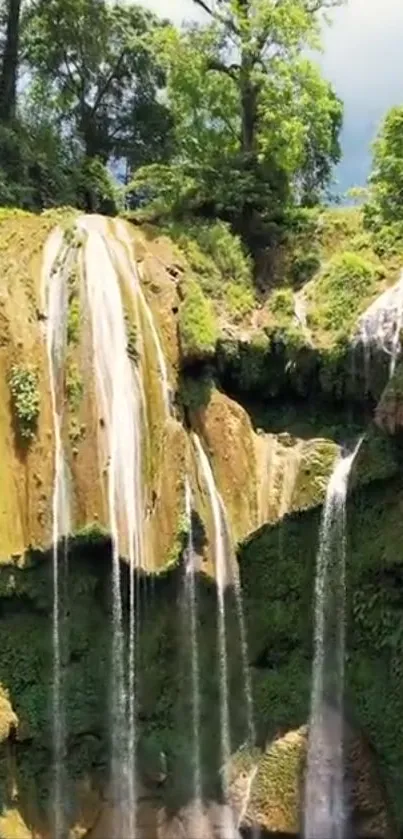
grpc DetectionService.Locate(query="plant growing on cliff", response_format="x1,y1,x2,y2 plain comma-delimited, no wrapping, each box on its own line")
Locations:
8,364,40,441
179,278,218,363
307,251,381,338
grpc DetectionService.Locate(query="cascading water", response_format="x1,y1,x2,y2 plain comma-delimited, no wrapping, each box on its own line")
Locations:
184,479,202,814
304,441,361,839
193,434,255,837
353,269,403,391
112,218,171,417
79,215,145,838
42,228,72,838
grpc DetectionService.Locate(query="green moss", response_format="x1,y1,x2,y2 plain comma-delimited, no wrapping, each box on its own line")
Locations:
66,361,83,412
179,278,218,363
307,251,381,340
8,365,40,442
67,295,80,346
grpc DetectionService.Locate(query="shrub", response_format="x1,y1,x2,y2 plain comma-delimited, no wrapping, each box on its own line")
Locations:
269,288,295,320
225,282,255,322
178,279,218,363
166,219,254,314
307,251,379,337
8,365,40,441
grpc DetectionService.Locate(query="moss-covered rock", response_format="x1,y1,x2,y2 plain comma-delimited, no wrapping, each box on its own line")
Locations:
228,724,397,838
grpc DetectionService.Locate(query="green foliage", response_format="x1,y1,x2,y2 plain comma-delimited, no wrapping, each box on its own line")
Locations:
268,288,295,320
23,0,172,168
179,279,218,363
130,1,343,245
365,106,403,229
166,219,255,321
66,362,83,412
67,296,80,346
307,251,380,337
8,365,40,441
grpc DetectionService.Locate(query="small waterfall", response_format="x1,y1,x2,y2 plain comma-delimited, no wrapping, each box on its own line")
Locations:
304,441,362,839
184,479,202,814
193,435,231,777
353,270,403,389
193,435,255,837
80,216,145,838
42,228,72,838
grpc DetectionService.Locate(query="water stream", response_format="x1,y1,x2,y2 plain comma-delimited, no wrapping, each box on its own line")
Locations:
193,434,256,837
304,441,362,839
42,228,72,838
184,479,202,814
80,215,145,837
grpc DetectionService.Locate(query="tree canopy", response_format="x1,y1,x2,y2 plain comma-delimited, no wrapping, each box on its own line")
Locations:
364,106,403,231
0,0,346,253
130,0,343,248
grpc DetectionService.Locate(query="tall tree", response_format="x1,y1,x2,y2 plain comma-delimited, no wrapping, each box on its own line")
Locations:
0,0,22,121
132,0,343,248
23,0,172,167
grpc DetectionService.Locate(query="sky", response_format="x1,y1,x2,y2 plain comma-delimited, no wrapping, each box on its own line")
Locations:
142,0,403,195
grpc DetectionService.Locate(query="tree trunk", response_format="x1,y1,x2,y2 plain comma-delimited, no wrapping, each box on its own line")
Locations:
0,0,22,122
240,61,257,154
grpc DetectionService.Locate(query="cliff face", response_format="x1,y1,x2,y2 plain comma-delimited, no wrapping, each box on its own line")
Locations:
0,206,401,837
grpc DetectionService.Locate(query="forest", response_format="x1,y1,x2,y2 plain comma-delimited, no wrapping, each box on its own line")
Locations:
0,0,401,268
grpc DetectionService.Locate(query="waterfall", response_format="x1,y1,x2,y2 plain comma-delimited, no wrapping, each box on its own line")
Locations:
79,215,145,838
304,441,361,839
184,479,202,812
42,228,72,838
112,218,171,417
353,269,403,389
193,435,231,781
193,435,255,837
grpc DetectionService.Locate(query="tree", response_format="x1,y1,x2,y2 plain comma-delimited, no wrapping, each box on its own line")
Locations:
23,0,173,168
364,106,403,230
0,0,22,121
131,0,343,250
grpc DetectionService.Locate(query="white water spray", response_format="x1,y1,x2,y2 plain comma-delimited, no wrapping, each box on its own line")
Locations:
304,441,361,839
42,228,72,838
80,216,145,838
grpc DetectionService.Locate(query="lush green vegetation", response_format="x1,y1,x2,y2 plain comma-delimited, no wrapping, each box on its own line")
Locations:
178,278,218,363
8,364,40,441
306,251,382,339
0,0,344,261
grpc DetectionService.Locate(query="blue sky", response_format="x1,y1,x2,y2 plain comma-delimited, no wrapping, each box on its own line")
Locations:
142,0,403,195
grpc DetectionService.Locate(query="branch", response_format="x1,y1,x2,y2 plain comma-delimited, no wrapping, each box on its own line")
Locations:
192,0,240,35
207,58,239,78
91,49,127,115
